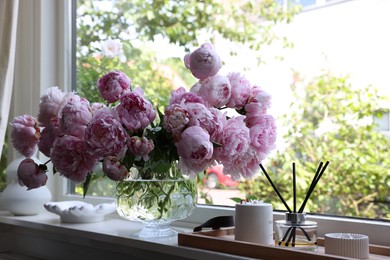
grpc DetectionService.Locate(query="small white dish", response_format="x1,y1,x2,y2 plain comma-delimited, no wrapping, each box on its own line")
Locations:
44,201,116,223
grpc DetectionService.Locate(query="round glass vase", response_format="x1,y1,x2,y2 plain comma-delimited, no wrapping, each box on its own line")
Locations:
275,213,318,251
116,174,197,238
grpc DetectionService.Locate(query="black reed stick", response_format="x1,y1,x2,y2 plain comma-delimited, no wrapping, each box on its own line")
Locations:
298,161,323,213
279,225,312,246
260,164,292,212
275,161,328,247
298,226,312,241
298,161,329,213
292,227,296,247
293,162,296,213
278,226,293,246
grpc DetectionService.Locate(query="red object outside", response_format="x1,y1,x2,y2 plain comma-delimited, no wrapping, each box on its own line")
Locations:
203,165,238,189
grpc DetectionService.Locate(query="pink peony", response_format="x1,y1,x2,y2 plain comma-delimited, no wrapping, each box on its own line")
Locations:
85,108,128,159
90,102,107,114
176,126,214,177
102,156,129,181
169,87,205,106
58,94,92,139
38,119,62,157
226,72,251,109
197,75,231,108
248,114,277,158
17,158,48,190
185,102,215,131
127,136,155,161
245,86,272,119
190,82,202,93
184,43,222,80
200,107,226,142
116,87,156,133
222,147,261,180
11,115,40,157
37,86,66,127
214,116,250,167
163,104,190,139
50,135,98,183
97,70,131,103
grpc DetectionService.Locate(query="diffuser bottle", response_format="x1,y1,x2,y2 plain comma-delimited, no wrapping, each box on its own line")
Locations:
275,213,318,251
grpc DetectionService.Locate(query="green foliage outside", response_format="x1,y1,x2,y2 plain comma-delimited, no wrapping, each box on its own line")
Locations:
241,72,390,219
74,0,299,196
73,0,390,220
76,0,299,104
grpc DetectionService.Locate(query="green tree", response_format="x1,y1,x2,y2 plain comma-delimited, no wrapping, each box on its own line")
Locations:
75,0,299,106
242,72,390,219
73,0,299,196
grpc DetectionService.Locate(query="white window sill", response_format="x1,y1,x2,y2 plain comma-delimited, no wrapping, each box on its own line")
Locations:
0,204,389,259
0,209,249,260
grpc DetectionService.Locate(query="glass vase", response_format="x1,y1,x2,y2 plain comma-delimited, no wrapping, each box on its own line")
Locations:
275,213,318,251
116,177,197,238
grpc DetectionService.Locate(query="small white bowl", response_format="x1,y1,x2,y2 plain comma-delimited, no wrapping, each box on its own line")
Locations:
44,201,116,223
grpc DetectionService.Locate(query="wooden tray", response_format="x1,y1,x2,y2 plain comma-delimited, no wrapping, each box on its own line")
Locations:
178,228,390,260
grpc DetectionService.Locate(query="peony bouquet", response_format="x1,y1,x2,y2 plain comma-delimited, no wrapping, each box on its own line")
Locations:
10,43,277,194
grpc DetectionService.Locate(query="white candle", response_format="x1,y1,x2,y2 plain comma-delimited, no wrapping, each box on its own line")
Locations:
235,201,274,245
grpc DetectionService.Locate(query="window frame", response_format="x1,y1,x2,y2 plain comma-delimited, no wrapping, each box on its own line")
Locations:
8,0,389,248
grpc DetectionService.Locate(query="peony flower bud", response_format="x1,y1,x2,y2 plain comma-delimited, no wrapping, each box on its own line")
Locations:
17,158,48,190
102,157,129,181
127,136,155,161
184,43,222,80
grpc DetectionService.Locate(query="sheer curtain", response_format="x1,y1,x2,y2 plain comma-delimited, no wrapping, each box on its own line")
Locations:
0,0,19,156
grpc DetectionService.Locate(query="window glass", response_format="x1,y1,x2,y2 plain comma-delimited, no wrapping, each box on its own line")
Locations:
375,112,390,131
72,0,390,221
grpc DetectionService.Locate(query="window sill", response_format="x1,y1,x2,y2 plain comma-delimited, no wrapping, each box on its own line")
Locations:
0,209,248,260
0,204,389,260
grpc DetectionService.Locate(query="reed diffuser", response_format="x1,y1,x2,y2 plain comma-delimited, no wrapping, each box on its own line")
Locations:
260,161,329,251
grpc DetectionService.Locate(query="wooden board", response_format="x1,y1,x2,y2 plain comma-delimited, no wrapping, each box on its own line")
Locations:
178,228,390,260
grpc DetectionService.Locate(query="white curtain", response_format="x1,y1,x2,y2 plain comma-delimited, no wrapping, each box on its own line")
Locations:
0,0,19,157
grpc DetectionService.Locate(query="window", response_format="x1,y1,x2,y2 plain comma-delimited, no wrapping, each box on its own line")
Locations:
375,112,390,133
5,0,390,247
280,0,355,10
70,0,389,222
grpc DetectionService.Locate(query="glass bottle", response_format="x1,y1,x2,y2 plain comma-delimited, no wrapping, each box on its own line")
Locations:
275,212,318,251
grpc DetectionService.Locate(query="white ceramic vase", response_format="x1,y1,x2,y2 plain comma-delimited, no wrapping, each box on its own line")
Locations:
0,156,52,215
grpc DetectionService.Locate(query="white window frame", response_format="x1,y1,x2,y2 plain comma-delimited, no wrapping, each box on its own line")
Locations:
8,0,389,248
